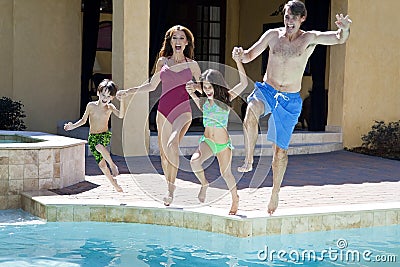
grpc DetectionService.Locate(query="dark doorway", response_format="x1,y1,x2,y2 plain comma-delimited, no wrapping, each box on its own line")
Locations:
304,0,330,131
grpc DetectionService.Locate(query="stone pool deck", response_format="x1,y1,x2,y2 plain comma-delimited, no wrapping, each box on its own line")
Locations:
21,150,400,237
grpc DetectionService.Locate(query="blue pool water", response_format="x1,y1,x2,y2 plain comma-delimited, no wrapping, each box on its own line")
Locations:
0,210,398,267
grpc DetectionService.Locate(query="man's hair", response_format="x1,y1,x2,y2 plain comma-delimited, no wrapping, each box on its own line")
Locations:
98,79,118,96
284,0,307,18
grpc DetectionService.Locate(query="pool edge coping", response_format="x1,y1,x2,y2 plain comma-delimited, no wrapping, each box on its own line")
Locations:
20,191,400,238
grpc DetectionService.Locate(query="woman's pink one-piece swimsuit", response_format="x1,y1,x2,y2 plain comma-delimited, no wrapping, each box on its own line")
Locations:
158,63,193,123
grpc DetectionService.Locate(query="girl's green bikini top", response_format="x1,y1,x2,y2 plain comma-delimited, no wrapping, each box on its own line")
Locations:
202,100,230,128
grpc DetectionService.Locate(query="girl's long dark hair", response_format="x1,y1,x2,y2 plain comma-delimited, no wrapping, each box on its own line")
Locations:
200,69,231,110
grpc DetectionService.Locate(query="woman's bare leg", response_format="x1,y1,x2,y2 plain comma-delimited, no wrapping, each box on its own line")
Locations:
156,112,191,205
165,113,191,185
156,113,170,176
217,148,239,215
190,142,213,203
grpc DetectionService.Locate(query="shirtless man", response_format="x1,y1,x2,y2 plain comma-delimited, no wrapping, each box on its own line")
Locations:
233,0,351,214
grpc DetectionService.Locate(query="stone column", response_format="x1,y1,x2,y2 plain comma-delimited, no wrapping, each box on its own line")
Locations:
327,0,348,134
111,0,150,156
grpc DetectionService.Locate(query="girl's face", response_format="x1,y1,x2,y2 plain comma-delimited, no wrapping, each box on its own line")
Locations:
203,81,214,100
170,30,188,54
98,88,114,106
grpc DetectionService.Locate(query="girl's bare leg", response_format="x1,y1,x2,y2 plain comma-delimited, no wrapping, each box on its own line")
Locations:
190,142,213,203
95,144,119,177
217,148,239,215
98,159,123,192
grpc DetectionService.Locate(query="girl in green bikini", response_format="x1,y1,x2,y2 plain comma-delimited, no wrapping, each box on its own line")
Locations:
185,54,247,215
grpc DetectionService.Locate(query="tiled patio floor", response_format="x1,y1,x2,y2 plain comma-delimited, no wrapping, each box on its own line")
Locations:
22,150,400,237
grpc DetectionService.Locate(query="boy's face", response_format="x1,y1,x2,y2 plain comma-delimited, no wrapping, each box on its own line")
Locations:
97,88,114,105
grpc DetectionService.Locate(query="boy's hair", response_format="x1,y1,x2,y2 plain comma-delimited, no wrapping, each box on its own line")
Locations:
98,79,118,96
284,0,307,19
200,69,231,110
159,25,195,59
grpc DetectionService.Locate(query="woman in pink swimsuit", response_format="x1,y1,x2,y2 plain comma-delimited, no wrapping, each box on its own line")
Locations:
117,25,201,206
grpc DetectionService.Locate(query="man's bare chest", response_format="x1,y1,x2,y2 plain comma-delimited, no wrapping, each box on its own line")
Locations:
271,38,309,58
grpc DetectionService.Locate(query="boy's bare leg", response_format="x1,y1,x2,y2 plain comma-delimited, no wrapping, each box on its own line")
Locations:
98,159,123,192
217,148,239,215
238,100,264,172
268,144,288,215
95,144,119,177
190,142,213,203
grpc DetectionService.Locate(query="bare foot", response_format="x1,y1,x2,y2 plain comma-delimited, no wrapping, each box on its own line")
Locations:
197,184,209,203
237,162,253,173
114,184,123,193
267,192,279,215
163,194,173,206
229,195,239,215
110,164,119,177
111,178,123,192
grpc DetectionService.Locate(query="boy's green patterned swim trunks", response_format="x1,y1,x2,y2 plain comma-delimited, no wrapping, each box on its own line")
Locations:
88,131,112,163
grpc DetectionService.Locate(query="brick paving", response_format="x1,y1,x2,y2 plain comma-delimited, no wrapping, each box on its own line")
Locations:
67,150,400,216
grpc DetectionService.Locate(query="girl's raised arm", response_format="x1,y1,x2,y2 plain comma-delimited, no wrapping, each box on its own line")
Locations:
186,81,202,111
228,56,248,101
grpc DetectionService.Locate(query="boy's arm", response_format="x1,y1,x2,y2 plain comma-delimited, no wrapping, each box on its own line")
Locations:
228,57,248,101
64,103,91,131
118,97,126,118
109,97,126,119
109,103,123,119
310,14,351,45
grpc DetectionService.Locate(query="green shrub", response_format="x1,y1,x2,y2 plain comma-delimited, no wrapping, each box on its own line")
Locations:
361,120,400,152
0,97,27,130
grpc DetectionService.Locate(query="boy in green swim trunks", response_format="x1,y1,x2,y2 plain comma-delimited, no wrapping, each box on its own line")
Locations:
64,79,126,192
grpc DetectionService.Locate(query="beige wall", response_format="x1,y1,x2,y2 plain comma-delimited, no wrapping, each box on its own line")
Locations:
0,1,14,98
4,0,82,134
329,0,400,147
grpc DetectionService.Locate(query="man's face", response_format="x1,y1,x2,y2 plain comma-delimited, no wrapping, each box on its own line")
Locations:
284,8,305,35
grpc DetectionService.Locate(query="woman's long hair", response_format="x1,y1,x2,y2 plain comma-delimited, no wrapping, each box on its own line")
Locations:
159,25,195,59
200,69,231,110
151,25,195,74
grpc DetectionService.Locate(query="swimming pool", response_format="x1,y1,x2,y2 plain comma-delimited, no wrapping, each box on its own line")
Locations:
0,210,398,266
